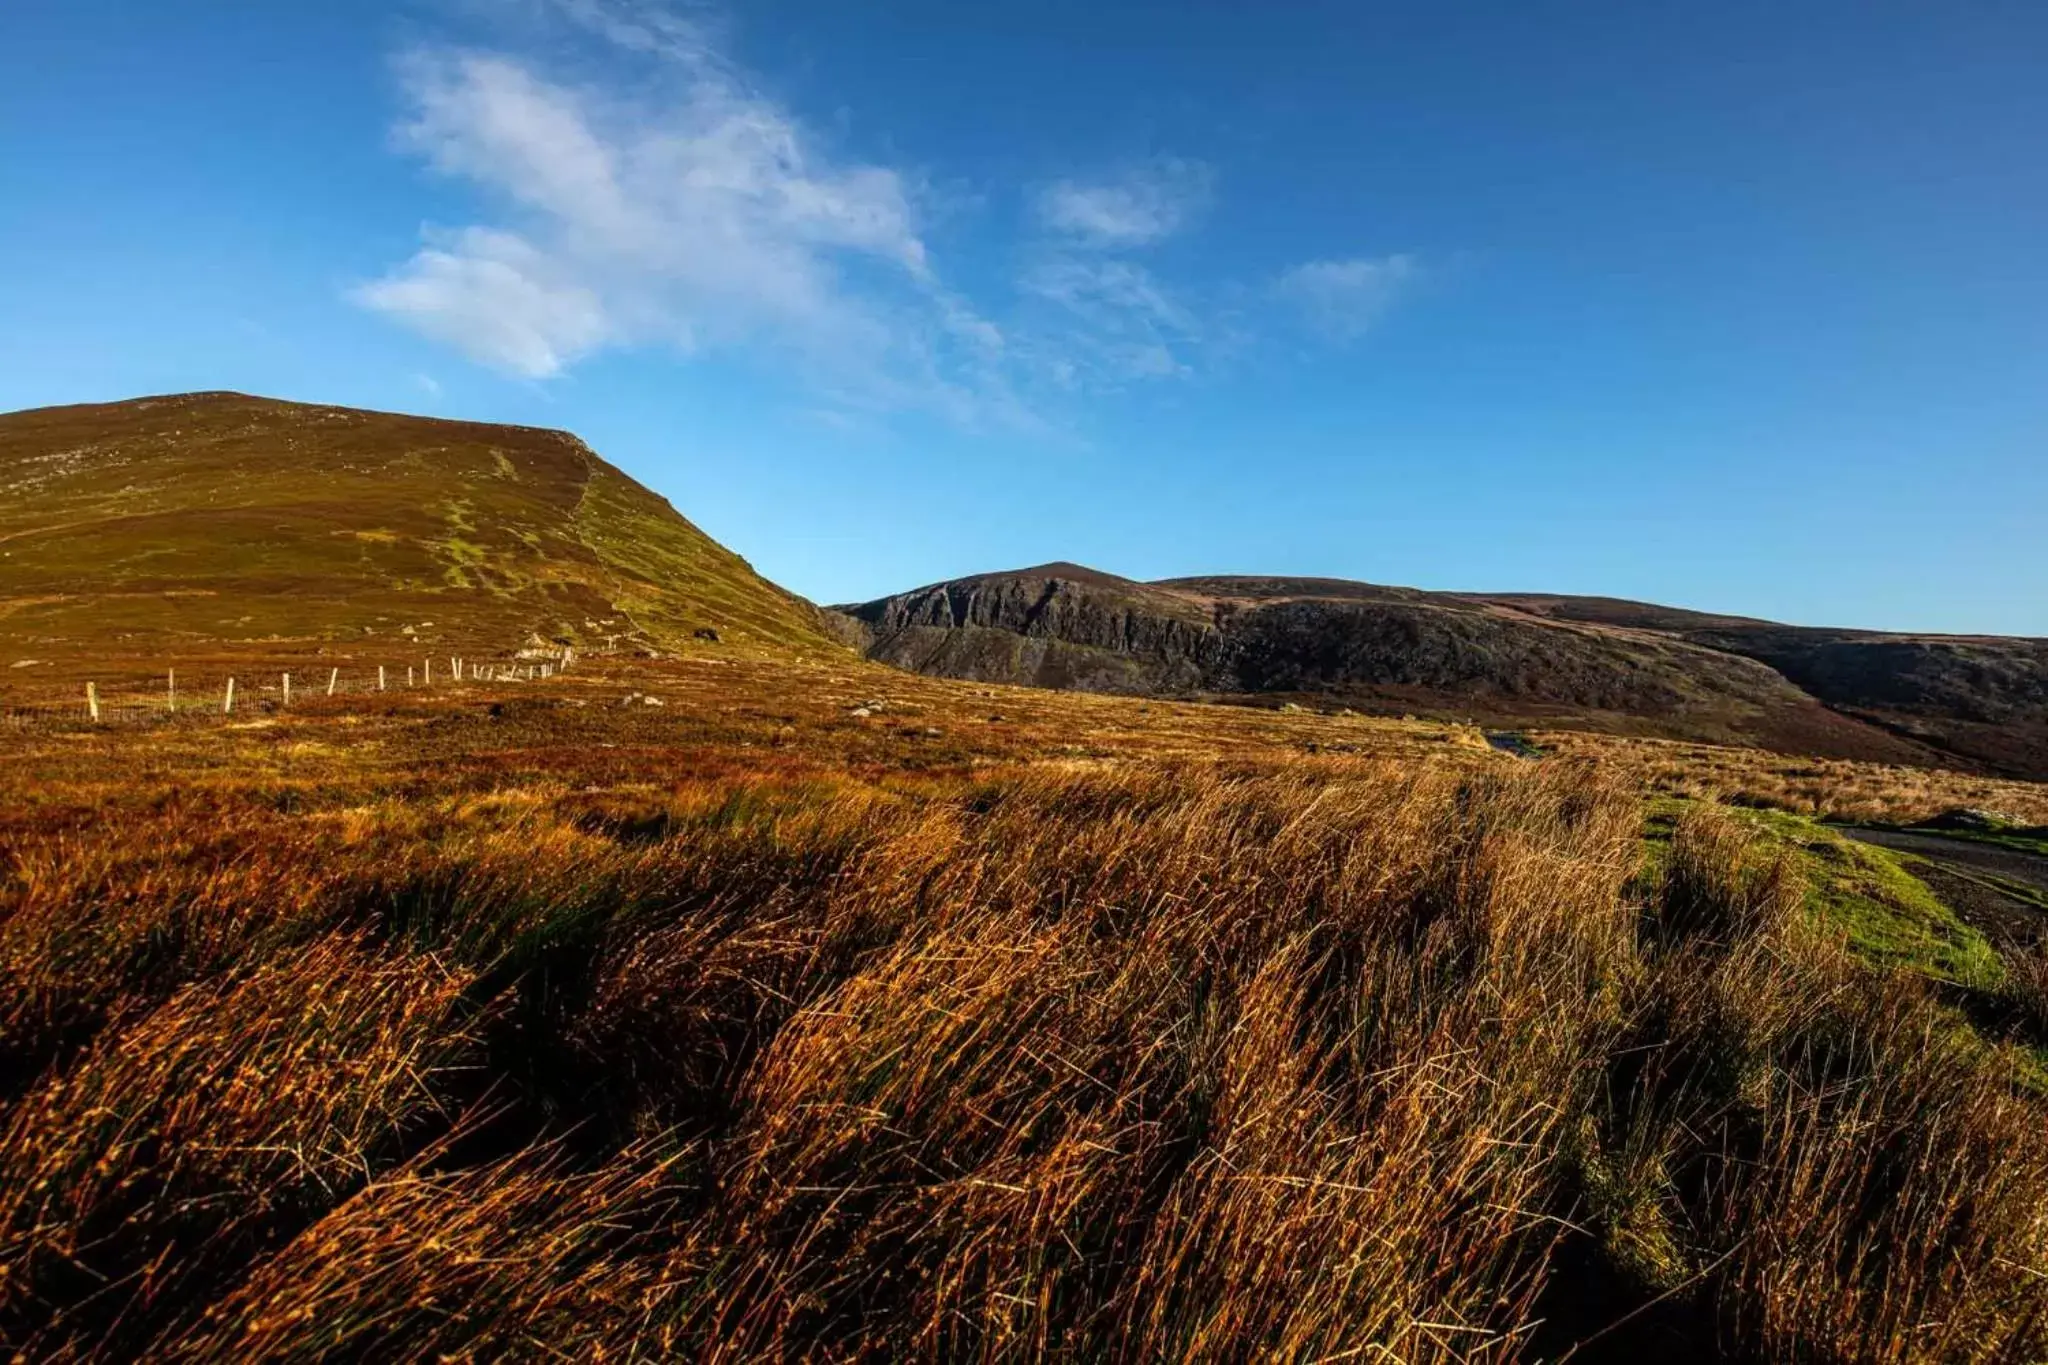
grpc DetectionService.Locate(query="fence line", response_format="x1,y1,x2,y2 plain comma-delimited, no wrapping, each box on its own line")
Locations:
47,645,588,725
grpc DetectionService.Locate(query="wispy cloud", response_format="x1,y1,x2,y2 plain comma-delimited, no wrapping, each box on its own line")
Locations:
356,18,1000,415
1017,257,1196,385
1273,255,1418,340
356,2,1422,416
1036,159,1212,248
1013,159,1215,386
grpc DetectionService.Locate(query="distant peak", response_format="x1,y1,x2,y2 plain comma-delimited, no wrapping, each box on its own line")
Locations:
977,561,1135,588
1017,560,1114,577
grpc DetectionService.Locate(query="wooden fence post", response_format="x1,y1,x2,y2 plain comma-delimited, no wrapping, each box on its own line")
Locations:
168,668,176,712
406,665,413,687
379,665,387,692
327,666,338,696
424,658,432,685
86,682,99,722
224,678,236,715
282,673,291,706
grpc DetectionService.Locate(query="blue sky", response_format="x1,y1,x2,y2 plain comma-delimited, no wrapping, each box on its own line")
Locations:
3,0,2044,632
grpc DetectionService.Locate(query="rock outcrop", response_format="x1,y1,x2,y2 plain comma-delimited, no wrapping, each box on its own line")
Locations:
837,564,2048,776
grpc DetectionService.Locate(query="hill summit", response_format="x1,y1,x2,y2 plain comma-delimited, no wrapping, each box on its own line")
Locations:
0,391,833,659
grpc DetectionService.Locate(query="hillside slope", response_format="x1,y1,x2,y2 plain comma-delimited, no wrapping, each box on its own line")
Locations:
1472,593,2048,779
837,565,2048,776
0,391,834,659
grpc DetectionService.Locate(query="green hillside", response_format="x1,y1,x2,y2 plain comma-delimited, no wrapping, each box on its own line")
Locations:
0,391,835,660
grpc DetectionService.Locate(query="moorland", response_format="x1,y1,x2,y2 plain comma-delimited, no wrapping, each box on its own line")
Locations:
3,392,2046,1362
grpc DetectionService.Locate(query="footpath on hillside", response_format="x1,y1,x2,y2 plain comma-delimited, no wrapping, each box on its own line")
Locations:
1841,824,2048,946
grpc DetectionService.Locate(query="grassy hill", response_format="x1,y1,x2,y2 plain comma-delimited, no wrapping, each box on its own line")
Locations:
0,391,835,664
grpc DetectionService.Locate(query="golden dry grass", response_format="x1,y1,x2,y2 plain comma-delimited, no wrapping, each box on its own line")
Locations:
1538,727,2048,825
1,652,2046,1361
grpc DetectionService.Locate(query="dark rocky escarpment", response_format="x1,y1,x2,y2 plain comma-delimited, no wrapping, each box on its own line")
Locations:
835,563,1219,692
838,565,2048,776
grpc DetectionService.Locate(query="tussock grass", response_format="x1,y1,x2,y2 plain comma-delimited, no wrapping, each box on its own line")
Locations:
1,750,2043,1361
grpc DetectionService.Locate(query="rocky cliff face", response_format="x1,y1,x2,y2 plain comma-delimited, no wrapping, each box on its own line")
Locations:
835,564,2048,776
838,564,1219,693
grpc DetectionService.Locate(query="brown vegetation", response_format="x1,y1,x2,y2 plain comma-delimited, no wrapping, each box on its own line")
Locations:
1538,727,2048,826
2,651,2046,1361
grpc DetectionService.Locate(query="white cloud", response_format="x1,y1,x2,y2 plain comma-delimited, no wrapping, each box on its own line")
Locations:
1022,258,1193,333
1037,159,1212,248
1017,256,1197,383
356,3,1426,415
1274,254,1418,339
357,32,999,406
1017,159,1214,385
359,226,609,377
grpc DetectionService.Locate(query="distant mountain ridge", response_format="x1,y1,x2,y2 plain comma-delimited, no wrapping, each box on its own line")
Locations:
836,564,2048,779
0,391,835,659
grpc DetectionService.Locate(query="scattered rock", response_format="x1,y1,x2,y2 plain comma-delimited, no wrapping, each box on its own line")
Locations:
693,627,721,643
849,707,874,718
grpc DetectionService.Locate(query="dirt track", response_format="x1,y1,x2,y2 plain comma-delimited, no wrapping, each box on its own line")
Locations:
1841,827,2048,947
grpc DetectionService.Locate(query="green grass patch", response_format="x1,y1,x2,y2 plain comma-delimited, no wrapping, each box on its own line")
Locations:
1644,800,2005,989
